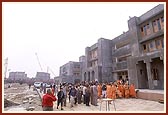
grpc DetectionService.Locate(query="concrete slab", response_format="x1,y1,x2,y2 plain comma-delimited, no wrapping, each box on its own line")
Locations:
136,89,164,102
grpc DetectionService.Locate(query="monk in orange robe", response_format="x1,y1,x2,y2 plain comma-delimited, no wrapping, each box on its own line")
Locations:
124,83,129,98
116,83,122,98
111,84,116,99
129,83,136,98
97,83,102,98
106,84,112,98
118,83,125,98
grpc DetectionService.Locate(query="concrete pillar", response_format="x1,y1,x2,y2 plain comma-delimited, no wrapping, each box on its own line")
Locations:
112,73,118,81
146,62,154,89
149,21,154,34
88,72,90,82
127,57,139,89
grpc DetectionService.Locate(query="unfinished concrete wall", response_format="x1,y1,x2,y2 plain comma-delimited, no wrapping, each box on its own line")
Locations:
128,17,140,57
127,4,164,90
111,31,131,82
112,72,118,81
151,57,164,89
136,61,149,89
137,91,164,101
127,57,138,88
98,38,112,82
138,4,164,24
59,61,82,84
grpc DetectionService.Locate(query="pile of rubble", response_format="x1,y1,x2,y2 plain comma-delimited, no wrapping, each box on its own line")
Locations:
4,83,42,111
4,99,20,108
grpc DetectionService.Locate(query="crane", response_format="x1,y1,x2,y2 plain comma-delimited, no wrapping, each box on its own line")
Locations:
35,53,57,81
47,66,57,77
35,53,43,71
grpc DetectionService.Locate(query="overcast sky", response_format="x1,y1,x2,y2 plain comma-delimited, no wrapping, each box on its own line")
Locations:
2,2,162,78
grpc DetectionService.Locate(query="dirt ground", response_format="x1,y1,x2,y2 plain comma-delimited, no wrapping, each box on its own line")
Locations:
4,83,42,111
3,83,165,112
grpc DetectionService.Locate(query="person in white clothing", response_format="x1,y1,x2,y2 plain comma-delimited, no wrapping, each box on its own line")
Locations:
83,84,87,104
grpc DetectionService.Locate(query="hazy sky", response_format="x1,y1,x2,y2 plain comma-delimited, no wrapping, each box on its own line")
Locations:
2,2,161,78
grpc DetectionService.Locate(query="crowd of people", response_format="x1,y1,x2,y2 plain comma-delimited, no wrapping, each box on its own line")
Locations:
41,79,137,111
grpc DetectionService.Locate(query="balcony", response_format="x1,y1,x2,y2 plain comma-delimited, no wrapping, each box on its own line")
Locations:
112,45,131,57
114,61,127,70
139,30,164,44
89,57,98,62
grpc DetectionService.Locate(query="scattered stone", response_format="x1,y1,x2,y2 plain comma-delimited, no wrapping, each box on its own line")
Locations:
29,99,33,104
6,106,26,111
158,99,164,104
22,100,28,104
26,106,35,111
4,99,20,108
8,85,11,88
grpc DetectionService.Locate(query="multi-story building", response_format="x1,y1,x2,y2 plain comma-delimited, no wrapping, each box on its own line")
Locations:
82,38,112,83
55,4,164,90
111,31,131,81
81,4,164,90
127,4,164,89
57,61,82,84
35,72,50,82
8,72,28,82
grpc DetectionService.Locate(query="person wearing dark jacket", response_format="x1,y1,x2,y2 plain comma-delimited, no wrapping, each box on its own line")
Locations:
42,89,57,111
102,83,107,98
57,87,65,110
85,84,91,106
69,85,77,107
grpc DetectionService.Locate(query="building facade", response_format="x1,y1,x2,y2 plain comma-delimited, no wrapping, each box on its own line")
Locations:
35,72,50,82
82,38,112,83
56,4,164,90
8,72,28,82
127,4,164,89
111,31,131,82
81,4,164,89
56,61,82,84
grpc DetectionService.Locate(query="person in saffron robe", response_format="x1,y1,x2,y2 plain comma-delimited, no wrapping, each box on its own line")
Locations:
124,83,130,98
106,83,112,99
120,83,125,98
129,83,137,98
97,83,102,99
116,82,122,98
111,83,116,99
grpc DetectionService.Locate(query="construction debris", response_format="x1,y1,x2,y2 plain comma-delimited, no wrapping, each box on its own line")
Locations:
26,106,35,111
4,99,20,108
158,99,164,104
4,83,42,111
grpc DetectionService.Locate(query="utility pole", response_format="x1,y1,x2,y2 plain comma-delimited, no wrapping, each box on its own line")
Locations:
4,57,8,79
47,66,49,73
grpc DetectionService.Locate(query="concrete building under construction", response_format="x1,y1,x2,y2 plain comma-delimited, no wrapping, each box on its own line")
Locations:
35,72,50,82
57,4,164,90
8,72,28,82
127,4,164,89
81,38,112,83
55,61,82,84
81,4,164,89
